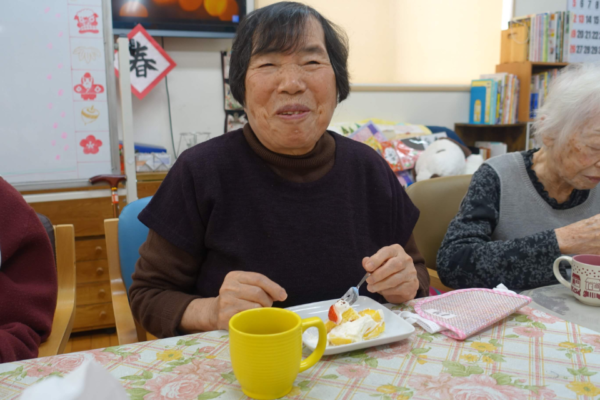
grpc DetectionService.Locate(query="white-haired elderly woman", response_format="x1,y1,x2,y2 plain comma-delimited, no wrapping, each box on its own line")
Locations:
438,63,600,291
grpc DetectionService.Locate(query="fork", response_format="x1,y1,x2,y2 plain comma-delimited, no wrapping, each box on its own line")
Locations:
340,273,371,305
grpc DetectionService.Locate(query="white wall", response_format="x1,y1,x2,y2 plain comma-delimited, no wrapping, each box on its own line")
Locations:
124,38,470,158
334,91,470,128
514,0,567,16
118,37,233,158
257,0,503,85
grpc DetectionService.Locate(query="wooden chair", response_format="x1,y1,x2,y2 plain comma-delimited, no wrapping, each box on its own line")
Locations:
105,197,157,345
406,175,473,293
38,225,76,358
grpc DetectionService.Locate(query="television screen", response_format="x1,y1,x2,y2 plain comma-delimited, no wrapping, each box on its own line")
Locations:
112,0,250,38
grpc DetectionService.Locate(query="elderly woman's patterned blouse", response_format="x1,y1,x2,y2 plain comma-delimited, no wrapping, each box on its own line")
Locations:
437,149,590,290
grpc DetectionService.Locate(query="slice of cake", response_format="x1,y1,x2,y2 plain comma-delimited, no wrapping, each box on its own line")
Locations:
326,300,385,346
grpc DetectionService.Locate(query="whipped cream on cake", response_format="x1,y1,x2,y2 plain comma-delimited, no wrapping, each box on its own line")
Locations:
326,300,385,346
329,315,378,342
328,299,350,324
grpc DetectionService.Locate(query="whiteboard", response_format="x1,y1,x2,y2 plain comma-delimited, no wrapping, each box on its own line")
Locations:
0,0,119,189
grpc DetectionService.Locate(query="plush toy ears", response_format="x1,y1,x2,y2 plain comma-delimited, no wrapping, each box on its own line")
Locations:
415,138,469,182
439,137,471,157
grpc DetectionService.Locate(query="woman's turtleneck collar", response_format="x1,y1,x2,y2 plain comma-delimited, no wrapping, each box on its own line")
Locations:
242,123,336,183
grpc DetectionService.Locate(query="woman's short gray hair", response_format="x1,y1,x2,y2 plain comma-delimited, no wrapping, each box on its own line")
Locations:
533,62,600,147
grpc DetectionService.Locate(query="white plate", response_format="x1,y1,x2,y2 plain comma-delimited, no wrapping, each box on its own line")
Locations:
287,296,415,355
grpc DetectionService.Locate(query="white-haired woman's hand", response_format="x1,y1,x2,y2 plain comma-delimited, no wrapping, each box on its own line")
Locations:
362,244,420,304
555,214,600,255
179,271,287,332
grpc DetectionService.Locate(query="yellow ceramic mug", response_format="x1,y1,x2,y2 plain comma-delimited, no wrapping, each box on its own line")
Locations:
229,308,327,400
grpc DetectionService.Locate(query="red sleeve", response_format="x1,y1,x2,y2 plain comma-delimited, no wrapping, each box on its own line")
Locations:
0,178,58,363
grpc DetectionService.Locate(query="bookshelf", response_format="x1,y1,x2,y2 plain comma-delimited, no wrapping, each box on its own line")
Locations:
454,123,527,153
495,61,569,123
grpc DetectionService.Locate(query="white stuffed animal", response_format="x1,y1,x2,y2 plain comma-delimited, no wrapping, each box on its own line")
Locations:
415,138,483,181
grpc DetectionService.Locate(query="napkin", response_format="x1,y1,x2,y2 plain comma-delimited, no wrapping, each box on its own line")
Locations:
399,311,443,333
401,283,517,334
20,360,128,400
493,283,517,295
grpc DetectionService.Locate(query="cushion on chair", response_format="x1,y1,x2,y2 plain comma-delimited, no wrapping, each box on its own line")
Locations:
118,197,152,293
406,175,472,271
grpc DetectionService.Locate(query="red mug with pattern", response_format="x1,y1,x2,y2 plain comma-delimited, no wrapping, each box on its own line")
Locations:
553,255,600,307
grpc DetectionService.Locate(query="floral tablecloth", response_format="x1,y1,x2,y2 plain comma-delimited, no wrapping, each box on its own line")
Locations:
2,302,600,400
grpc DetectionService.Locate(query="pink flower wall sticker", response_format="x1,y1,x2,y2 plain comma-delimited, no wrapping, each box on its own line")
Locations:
80,134,103,154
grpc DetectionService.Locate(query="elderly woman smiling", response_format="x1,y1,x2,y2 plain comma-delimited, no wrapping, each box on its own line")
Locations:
129,2,429,338
437,63,600,291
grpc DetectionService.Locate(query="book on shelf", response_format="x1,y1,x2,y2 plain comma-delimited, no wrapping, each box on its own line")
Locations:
469,74,519,125
469,79,494,125
529,68,562,118
542,13,548,62
475,141,508,160
512,76,520,124
549,12,557,62
563,11,571,63
510,11,571,62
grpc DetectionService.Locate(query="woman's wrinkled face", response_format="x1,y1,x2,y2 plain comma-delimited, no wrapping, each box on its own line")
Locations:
244,18,338,155
549,116,600,190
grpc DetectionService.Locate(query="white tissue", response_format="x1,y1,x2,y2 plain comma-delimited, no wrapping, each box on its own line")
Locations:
400,311,443,334
20,360,128,400
493,283,517,294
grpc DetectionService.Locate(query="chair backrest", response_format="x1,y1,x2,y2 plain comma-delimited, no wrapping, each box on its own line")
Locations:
117,196,152,293
36,213,55,260
38,225,76,358
406,175,472,271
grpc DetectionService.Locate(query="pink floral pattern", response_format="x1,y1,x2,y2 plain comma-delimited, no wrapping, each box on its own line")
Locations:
88,349,141,366
88,350,114,366
51,354,85,373
174,358,230,382
144,374,205,400
513,326,545,338
1,300,597,400
367,336,413,360
336,364,370,379
448,374,530,400
26,354,85,377
582,334,600,351
518,308,561,324
122,353,141,363
25,365,56,378
409,373,454,399
531,387,558,399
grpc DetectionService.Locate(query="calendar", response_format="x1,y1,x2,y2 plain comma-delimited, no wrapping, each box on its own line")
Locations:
567,0,600,62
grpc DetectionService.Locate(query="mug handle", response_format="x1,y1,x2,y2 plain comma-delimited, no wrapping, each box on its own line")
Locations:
553,255,573,289
299,317,327,373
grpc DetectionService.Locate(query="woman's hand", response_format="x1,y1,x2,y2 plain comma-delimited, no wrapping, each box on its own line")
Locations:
555,214,600,255
179,271,287,332
363,244,419,304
